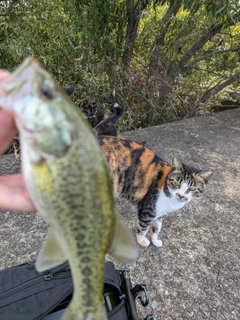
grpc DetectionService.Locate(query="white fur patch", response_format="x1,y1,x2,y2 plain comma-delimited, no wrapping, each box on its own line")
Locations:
151,235,162,247
155,183,192,219
137,234,150,247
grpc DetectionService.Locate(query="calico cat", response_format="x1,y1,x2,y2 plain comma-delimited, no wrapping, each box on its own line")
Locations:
99,136,213,247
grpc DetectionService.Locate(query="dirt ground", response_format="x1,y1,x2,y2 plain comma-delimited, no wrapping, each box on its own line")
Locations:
0,108,239,319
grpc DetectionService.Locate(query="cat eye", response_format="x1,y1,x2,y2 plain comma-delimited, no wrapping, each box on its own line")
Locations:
189,187,195,191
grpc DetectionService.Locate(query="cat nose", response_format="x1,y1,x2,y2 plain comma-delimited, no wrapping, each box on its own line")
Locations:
176,193,187,200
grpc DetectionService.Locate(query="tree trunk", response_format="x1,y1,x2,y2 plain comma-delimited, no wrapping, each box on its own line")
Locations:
122,0,150,73
147,0,182,102
148,0,182,75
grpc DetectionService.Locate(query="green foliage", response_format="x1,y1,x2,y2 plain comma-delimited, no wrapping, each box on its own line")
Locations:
0,0,240,131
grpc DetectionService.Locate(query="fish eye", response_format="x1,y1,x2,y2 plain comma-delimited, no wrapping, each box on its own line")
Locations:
41,86,54,99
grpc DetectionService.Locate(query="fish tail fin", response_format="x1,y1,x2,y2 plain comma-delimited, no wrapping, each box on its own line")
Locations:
108,212,138,264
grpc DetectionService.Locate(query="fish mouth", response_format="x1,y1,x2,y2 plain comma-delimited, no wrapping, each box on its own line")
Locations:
21,123,49,134
21,126,37,144
14,116,35,135
23,125,34,133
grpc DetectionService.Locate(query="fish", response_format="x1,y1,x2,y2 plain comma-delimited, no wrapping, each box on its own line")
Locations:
0,57,137,320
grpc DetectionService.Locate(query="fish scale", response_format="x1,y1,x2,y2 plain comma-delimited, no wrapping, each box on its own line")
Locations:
30,141,112,310
31,150,107,309
0,57,137,320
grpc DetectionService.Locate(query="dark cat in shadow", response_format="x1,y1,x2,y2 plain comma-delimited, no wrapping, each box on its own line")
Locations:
80,100,123,136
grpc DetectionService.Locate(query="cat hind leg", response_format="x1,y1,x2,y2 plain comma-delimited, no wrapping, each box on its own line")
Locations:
151,218,163,247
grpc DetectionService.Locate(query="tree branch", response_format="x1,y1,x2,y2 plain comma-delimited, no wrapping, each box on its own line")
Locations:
167,12,240,82
199,75,239,103
185,48,240,68
167,23,223,82
191,66,231,77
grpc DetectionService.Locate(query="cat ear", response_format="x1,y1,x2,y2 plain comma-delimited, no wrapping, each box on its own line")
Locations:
172,156,183,170
197,170,213,183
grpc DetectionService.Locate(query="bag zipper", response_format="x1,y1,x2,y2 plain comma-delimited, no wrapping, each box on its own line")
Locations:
0,262,70,303
37,278,123,319
44,270,71,281
34,287,73,320
1,262,124,318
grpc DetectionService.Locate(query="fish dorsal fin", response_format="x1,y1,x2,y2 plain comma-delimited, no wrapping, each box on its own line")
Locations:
35,228,67,272
108,213,138,264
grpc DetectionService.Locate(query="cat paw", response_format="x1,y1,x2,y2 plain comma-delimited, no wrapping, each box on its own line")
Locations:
152,238,162,247
137,237,150,247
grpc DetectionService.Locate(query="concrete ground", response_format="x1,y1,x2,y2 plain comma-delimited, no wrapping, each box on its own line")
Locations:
0,109,239,319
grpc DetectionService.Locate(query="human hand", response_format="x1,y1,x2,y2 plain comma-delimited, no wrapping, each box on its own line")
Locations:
0,70,36,212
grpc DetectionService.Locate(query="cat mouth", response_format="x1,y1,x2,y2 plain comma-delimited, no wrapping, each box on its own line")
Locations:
176,193,188,202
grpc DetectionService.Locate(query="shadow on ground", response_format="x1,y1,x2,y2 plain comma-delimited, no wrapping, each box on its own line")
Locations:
0,109,239,320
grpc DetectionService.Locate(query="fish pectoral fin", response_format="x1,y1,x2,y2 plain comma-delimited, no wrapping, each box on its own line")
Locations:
35,228,67,272
108,213,138,264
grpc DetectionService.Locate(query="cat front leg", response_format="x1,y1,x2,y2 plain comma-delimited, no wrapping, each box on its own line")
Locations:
151,218,163,247
137,208,155,247
136,223,150,247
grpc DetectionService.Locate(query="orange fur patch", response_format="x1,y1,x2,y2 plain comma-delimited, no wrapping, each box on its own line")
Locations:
130,140,143,150
134,149,156,200
157,165,171,190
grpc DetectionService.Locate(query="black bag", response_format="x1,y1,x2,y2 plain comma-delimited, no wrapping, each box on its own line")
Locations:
0,260,149,320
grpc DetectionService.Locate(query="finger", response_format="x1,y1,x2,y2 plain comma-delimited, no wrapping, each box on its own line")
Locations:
0,174,25,187
0,70,18,154
0,182,36,212
0,70,10,81
0,109,18,154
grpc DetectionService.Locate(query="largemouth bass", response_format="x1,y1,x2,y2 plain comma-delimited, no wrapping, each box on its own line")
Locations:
0,57,137,320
